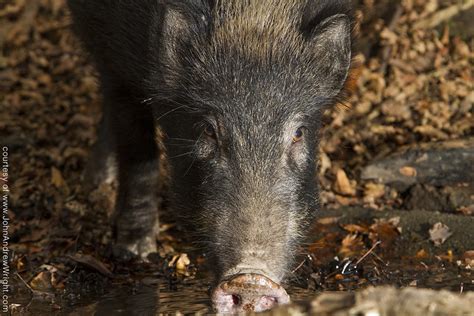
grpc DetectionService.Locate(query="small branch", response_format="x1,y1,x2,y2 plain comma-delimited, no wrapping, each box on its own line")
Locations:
356,241,381,265
414,0,474,29
380,4,403,75
291,257,307,274
15,272,34,293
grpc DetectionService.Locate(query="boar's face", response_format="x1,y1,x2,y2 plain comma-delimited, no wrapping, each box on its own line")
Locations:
151,0,352,312
190,107,319,283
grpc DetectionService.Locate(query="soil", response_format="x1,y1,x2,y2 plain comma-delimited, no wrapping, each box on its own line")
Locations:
1,0,473,314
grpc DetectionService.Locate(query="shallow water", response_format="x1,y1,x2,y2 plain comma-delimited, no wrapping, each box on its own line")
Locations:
11,277,316,315
71,279,212,315
11,261,472,315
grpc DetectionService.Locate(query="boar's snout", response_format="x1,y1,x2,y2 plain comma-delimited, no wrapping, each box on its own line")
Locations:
212,273,290,313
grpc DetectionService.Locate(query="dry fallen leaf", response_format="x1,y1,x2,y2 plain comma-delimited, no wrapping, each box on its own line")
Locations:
339,234,365,258
169,253,192,276
317,216,341,225
399,166,417,177
159,243,176,258
416,248,429,259
51,166,70,195
369,217,401,248
429,222,452,246
51,166,66,188
462,250,474,267
319,152,332,175
39,264,64,289
176,253,190,272
68,254,113,277
30,271,53,291
341,224,369,234
308,233,342,264
334,194,358,206
458,204,474,216
363,182,385,203
334,169,356,196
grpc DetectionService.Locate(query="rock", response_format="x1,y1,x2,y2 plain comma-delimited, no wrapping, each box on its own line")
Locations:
403,184,450,212
403,183,474,213
261,286,474,315
349,286,474,316
316,207,474,254
361,138,474,190
444,185,474,212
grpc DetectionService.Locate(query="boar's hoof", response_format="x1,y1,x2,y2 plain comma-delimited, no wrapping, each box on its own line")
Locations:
212,273,290,313
113,235,157,262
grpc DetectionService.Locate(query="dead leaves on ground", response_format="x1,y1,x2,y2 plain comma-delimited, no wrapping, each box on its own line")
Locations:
3,0,473,301
28,264,67,292
310,216,402,265
319,0,474,210
168,253,193,277
306,213,472,291
339,217,401,257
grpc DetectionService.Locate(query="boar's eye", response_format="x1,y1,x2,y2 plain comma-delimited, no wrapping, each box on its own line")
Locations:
292,127,305,143
204,123,216,139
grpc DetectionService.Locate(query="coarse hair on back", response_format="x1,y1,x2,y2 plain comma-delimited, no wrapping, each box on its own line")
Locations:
204,0,355,77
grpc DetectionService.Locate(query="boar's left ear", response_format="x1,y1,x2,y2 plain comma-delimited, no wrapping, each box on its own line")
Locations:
302,13,352,98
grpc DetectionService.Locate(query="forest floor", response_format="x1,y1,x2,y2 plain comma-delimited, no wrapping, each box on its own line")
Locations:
1,0,473,314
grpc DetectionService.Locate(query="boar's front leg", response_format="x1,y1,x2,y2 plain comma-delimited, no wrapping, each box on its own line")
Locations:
83,100,117,191
108,89,160,259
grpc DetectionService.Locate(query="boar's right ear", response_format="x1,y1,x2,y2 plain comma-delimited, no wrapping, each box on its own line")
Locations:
302,13,352,98
158,1,212,80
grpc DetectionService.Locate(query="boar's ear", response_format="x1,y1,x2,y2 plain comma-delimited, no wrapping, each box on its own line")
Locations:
159,1,212,74
302,13,352,97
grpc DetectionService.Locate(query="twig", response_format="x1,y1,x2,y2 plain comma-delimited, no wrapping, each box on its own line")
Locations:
356,241,381,265
370,250,387,266
380,4,403,75
414,0,474,29
15,272,34,293
291,257,307,274
73,226,82,253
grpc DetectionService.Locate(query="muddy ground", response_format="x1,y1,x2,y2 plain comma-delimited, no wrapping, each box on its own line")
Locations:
1,0,473,314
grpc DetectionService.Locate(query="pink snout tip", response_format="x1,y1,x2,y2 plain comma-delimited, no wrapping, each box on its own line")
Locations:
211,273,290,313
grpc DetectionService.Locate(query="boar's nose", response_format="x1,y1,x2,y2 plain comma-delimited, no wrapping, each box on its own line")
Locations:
211,273,290,313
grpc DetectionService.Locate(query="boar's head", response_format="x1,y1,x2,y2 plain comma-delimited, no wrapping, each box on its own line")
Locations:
149,0,353,312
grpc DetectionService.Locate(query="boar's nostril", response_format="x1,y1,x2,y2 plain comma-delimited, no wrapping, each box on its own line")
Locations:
232,294,240,305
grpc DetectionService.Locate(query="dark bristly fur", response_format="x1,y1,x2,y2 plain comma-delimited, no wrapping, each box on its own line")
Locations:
68,0,354,291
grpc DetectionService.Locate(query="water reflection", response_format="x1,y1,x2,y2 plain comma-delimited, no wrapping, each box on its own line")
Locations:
87,284,159,316
11,263,472,315
69,279,211,315
71,280,318,315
